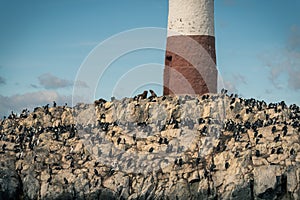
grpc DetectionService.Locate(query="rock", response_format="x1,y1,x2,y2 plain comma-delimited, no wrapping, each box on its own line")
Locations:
0,95,299,199
22,174,40,199
0,168,21,200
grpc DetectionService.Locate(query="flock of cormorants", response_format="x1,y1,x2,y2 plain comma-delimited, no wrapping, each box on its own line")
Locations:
0,90,299,186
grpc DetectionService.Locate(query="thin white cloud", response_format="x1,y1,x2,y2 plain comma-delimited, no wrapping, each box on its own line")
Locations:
38,73,89,89
74,80,89,88
0,76,5,85
265,89,273,94
232,73,247,85
38,73,73,89
220,72,247,95
260,25,300,91
288,66,300,90
30,84,39,89
288,25,300,52
223,80,238,94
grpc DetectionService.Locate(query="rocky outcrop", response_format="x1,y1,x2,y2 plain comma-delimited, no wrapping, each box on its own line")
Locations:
0,94,299,199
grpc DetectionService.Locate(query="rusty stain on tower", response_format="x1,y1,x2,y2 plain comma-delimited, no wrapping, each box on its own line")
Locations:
163,0,218,95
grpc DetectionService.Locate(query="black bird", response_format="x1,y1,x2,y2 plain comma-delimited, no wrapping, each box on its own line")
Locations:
174,120,179,129
53,101,56,107
274,134,280,142
246,108,252,114
282,125,288,136
271,148,275,154
164,138,169,145
94,98,107,106
230,98,236,105
255,150,260,157
178,158,183,167
94,168,99,176
94,161,99,167
200,126,208,136
210,164,216,172
198,118,205,124
221,88,228,94
65,154,72,160
225,162,230,170
101,123,109,132
117,137,121,145
244,121,251,129
2,143,6,151
68,131,75,139
256,138,260,144
195,157,201,165
204,169,209,179
234,151,240,158
111,131,115,137
254,131,258,138
47,176,52,184
158,137,163,144
149,147,154,153
290,148,296,156
64,177,68,185
149,90,157,99
245,142,251,149
70,160,74,168
271,126,276,134
276,147,284,154
108,168,115,176
134,90,148,100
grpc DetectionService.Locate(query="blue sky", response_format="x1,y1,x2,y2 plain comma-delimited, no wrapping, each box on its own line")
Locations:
0,0,300,116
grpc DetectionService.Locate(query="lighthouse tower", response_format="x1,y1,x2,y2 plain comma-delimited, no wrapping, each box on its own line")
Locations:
163,0,217,95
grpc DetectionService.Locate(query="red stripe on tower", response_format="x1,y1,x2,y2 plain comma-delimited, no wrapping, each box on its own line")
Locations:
163,0,217,95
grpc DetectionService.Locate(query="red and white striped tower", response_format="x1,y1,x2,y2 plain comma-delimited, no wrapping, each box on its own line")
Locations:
163,0,217,95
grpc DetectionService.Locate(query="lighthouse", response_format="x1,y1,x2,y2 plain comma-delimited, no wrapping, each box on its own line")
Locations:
163,0,217,95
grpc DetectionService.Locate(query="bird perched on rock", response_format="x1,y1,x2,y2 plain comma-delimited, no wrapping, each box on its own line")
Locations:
271,126,277,134
225,162,230,170
221,88,228,94
148,90,157,101
149,147,154,153
134,90,148,100
94,98,107,106
63,177,68,185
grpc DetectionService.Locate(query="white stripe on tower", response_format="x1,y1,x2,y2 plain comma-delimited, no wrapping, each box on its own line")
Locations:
168,0,215,36
163,0,217,95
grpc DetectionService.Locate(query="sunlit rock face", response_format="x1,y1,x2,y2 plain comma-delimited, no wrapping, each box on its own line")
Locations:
0,94,300,199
